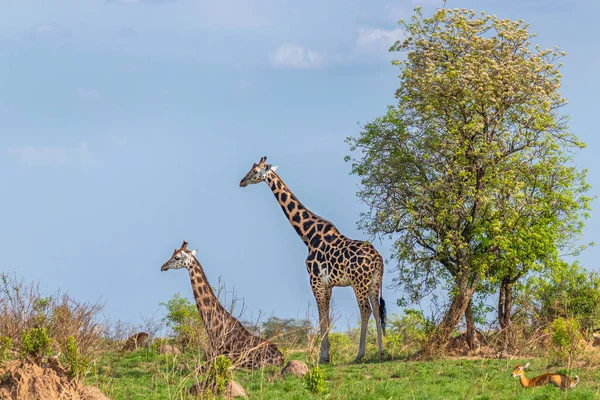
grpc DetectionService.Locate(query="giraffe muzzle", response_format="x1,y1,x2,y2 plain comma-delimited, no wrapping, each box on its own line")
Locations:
239,180,247,187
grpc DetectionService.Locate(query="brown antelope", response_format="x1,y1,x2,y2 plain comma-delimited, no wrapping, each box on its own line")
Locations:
512,362,579,389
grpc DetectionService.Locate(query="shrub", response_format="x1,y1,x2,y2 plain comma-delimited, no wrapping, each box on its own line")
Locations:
329,332,356,363
160,293,205,351
0,336,13,366
388,309,433,351
0,272,103,363
62,336,91,379
20,327,51,363
205,355,233,395
305,366,325,394
520,261,600,333
549,317,585,368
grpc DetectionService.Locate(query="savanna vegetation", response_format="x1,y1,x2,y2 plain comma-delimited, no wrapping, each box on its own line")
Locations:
1,4,598,400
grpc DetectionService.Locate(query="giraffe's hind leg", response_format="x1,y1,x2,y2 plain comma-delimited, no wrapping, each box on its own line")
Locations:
369,290,384,361
354,288,372,363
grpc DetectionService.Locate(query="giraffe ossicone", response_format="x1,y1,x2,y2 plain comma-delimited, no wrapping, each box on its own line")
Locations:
240,156,386,363
161,240,284,368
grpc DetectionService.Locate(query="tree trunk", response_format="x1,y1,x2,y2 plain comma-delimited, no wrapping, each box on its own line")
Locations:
498,281,506,328
498,278,514,354
465,299,479,351
427,273,476,355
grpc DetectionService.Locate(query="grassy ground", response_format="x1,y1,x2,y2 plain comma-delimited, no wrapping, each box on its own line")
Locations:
86,349,600,400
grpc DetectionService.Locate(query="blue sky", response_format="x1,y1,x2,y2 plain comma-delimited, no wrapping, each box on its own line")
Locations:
1,0,598,331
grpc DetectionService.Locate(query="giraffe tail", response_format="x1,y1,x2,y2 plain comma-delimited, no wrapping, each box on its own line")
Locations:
379,286,387,336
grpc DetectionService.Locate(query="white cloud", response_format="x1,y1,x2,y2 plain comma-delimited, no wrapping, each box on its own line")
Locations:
355,27,404,54
270,44,324,69
77,88,100,100
8,142,93,167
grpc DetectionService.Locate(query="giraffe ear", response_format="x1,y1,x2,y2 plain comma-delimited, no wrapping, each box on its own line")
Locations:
191,249,198,256
271,165,279,172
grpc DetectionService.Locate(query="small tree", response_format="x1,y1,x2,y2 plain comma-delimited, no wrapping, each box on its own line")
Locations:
346,7,591,351
549,317,585,369
160,293,205,350
20,327,51,363
62,335,91,379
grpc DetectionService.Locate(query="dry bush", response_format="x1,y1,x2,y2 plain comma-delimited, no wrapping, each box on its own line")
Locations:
0,272,103,368
47,295,104,356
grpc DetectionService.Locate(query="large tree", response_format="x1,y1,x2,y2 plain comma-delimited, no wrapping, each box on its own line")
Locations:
346,7,591,350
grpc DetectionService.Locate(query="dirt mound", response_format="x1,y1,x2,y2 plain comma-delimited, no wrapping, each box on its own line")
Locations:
0,360,109,400
448,330,487,348
281,360,309,377
79,385,111,400
158,344,181,355
121,332,149,352
189,380,247,399
447,330,497,357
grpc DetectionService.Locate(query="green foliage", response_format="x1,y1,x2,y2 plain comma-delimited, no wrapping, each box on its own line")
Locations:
521,261,600,332
20,327,51,362
305,366,325,394
329,332,356,363
346,6,591,343
387,310,434,352
161,293,198,327
160,294,204,350
549,317,584,367
205,355,232,395
0,336,13,366
62,336,91,379
33,297,52,326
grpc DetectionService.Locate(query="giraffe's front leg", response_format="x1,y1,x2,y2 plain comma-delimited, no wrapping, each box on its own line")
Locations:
308,262,332,364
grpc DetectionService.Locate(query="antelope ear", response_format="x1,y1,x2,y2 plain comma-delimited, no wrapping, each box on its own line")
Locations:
271,165,279,172
191,249,198,256
524,362,530,369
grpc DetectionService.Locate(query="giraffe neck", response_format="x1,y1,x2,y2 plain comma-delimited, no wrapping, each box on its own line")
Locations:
187,258,232,335
265,172,339,246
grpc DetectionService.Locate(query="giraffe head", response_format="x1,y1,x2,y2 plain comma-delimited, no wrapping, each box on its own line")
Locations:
160,241,198,271
239,156,279,187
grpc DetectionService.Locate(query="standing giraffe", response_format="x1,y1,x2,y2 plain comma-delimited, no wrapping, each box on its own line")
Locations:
161,240,284,368
240,156,386,363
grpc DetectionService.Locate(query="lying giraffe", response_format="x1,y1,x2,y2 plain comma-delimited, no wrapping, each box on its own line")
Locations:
161,241,284,368
240,156,386,363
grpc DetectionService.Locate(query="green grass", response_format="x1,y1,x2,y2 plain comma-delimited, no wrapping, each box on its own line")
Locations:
86,349,600,399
